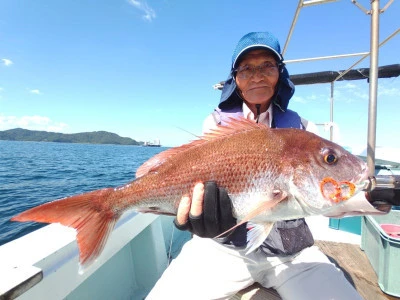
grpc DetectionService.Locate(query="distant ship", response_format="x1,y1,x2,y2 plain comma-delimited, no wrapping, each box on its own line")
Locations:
143,139,161,147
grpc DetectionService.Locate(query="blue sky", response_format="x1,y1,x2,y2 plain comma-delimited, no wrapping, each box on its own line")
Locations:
1,1,399,155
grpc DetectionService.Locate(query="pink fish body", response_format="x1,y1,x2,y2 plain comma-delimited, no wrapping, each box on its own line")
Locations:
12,118,368,266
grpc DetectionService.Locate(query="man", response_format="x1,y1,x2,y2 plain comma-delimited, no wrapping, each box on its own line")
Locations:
147,31,399,300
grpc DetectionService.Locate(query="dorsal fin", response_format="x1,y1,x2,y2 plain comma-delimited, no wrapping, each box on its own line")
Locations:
135,117,267,178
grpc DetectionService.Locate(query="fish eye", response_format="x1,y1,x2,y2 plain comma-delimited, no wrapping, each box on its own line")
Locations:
325,154,337,164
324,153,338,164
322,148,338,165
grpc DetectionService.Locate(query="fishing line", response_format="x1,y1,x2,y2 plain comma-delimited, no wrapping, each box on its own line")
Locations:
174,126,201,139
167,223,175,265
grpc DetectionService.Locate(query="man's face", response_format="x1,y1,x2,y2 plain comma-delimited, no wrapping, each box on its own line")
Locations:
235,49,280,109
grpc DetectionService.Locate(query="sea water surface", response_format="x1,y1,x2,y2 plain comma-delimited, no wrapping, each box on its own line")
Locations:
0,140,166,246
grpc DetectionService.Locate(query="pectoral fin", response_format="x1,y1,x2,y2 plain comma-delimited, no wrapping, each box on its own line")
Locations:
215,190,287,239
246,222,275,254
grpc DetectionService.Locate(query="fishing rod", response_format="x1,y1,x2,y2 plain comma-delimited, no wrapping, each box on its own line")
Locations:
363,175,400,192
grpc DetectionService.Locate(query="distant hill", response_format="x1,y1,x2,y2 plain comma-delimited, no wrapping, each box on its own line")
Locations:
0,128,143,146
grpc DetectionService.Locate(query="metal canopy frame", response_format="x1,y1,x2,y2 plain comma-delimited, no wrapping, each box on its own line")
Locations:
290,64,400,85
283,0,398,176
290,64,400,145
212,0,399,176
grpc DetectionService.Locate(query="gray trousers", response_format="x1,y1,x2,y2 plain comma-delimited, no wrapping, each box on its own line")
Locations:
146,236,362,300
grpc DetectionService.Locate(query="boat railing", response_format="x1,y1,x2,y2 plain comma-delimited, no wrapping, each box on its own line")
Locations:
0,213,190,299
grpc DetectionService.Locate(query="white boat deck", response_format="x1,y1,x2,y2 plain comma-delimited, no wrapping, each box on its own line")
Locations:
0,211,363,300
306,215,361,245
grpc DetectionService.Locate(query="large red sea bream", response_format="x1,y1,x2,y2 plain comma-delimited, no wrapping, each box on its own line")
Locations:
12,118,369,267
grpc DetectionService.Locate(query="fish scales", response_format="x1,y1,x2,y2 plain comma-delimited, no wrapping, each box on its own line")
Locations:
124,127,286,213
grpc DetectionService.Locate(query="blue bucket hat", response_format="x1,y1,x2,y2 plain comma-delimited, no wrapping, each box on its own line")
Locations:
219,32,295,111
232,32,283,68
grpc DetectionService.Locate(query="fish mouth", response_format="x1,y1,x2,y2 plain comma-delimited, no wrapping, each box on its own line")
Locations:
352,164,370,189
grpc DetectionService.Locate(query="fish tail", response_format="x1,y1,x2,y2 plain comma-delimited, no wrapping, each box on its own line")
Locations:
11,188,119,267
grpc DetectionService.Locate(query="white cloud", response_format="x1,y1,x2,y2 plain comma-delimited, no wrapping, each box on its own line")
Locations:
378,86,400,97
128,0,156,21
291,93,323,104
19,115,50,126
341,83,357,89
30,89,42,95
357,146,400,164
336,80,400,101
0,115,68,132
291,95,307,103
1,58,13,66
336,82,368,101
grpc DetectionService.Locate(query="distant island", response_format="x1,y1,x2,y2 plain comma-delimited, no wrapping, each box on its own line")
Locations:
0,128,144,146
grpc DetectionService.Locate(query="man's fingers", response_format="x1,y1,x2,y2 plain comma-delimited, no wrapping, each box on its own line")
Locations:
176,195,191,225
190,182,205,217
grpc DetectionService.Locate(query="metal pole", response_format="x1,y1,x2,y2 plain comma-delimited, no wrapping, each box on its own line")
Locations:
283,0,340,56
330,82,334,141
367,0,380,176
283,0,303,56
284,52,369,64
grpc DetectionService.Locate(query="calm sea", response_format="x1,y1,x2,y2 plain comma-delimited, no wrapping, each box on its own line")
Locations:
0,140,166,246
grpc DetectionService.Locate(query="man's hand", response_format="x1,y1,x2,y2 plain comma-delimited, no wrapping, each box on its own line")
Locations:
174,181,236,238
